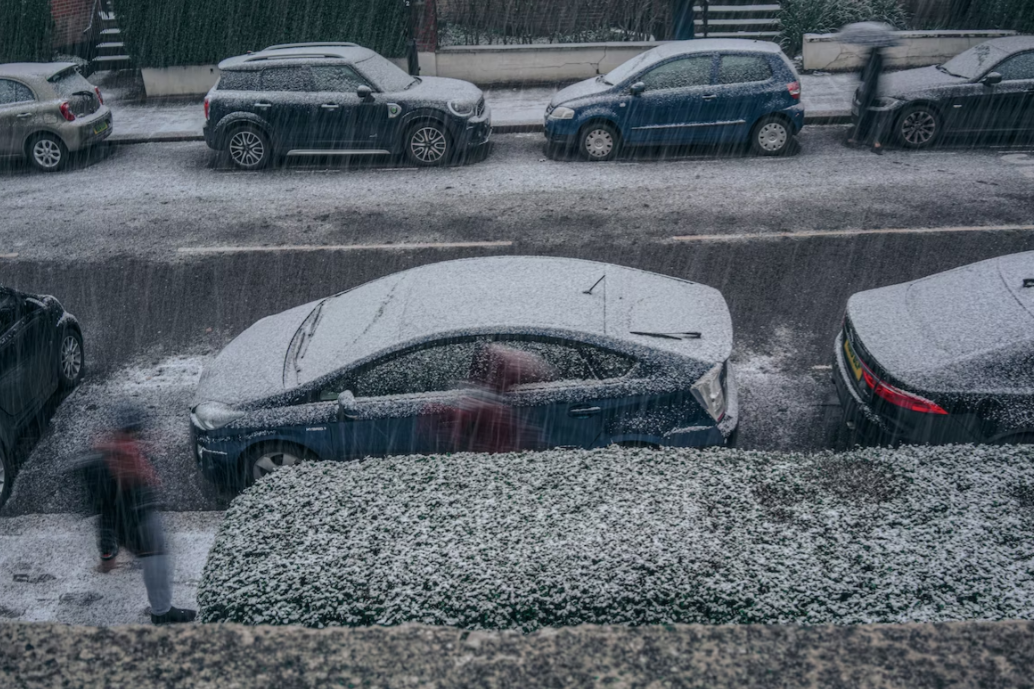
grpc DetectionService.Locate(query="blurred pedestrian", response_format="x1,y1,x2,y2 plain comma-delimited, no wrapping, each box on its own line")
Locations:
840,22,899,154
79,403,196,625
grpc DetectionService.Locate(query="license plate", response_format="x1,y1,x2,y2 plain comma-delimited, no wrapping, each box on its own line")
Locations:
844,338,863,381
93,120,109,134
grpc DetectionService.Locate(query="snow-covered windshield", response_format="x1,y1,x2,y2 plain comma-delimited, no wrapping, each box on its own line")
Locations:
940,42,1010,79
601,51,657,85
354,54,418,92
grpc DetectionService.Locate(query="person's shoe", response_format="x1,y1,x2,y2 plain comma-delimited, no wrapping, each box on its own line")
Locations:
151,607,197,625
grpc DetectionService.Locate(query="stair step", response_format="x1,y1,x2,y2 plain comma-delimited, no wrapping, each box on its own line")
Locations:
96,42,124,49
98,11,116,21
92,55,131,63
702,30,781,38
696,17,780,26
100,27,121,36
694,4,780,12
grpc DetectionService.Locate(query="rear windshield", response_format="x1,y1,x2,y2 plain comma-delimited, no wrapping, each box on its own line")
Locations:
48,67,94,98
354,54,417,92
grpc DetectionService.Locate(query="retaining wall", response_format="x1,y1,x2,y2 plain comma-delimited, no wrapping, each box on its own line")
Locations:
802,30,1018,72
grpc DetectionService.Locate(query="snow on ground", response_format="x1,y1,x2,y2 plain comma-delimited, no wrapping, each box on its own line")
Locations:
0,351,231,517
0,511,221,625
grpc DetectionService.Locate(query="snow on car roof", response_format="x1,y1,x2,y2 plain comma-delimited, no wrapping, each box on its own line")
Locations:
218,45,377,70
654,38,785,59
0,62,76,80
297,256,733,384
847,251,1034,391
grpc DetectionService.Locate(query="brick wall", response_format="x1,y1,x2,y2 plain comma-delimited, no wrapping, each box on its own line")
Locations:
50,0,94,48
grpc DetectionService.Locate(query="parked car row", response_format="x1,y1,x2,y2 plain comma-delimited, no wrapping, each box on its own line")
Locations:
6,36,1031,172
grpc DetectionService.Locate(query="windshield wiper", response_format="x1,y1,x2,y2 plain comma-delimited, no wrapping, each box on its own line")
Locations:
291,299,327,369
936,64,964,78
405,77,421,89
630,331,701,340
597,75,612,85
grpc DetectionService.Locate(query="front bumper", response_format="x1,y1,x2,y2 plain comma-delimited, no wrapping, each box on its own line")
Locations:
456,106,492,148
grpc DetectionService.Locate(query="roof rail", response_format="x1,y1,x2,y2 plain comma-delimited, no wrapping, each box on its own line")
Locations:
264,42,358,50
242,53,346,63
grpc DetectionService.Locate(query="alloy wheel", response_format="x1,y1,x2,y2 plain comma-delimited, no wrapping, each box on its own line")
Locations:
901,111,937,146
584,128,615,159
757,122,788,152
61,335,83,382
252,449,303,481
32,139,63,169
229,130,265,168
410,126,448,163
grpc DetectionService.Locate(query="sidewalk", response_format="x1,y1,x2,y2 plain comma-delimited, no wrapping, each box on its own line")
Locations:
102,73,857,145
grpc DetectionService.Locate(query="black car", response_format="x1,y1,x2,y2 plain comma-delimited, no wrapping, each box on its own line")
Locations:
833,251,1034,445
0,287,84,505
855,36,1034,149
191,257,738,487
204,43,492,169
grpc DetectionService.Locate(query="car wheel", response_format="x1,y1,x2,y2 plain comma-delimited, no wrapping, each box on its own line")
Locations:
57,329,85,390
0,445,12,508
242,442,314,486
405,121,451,166
227,126,272,170
579,122,620,162
896,105,941,149
751,117,792,156
28,133,69,172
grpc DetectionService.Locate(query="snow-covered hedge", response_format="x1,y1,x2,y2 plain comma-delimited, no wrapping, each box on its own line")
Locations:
198,445,1034,630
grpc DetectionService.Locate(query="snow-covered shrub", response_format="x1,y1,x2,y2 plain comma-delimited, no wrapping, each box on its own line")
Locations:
780,0,909,57
199,444,1034,631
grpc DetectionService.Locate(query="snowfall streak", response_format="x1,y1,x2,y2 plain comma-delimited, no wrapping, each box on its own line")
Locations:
670,225,1034,242
176,241,513,254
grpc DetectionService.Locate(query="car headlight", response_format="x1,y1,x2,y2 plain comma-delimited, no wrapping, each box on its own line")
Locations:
448,100,476,117
691,363,727,423
191,401,245,431
548,106,576,120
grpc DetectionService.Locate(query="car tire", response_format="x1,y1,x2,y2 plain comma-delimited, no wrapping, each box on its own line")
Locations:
57,329,85,390
28,133,69,172
750,116,793,156
0,445,12,508
404,120,452,166
241,442,315,487
578,122,620,162
895,105,941,149
227,126,272,170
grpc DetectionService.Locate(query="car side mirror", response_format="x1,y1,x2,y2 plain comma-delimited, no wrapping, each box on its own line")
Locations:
982,72,1003,86
337,390,359,420
629,82,646,96
357,85,373,101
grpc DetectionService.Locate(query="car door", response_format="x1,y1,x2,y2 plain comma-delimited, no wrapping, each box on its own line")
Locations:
0,79,38,156
706,53,778,145
624,54,716,146
986,51,1034,132
0,293,47,420
309,64,387,149
257,65,318,150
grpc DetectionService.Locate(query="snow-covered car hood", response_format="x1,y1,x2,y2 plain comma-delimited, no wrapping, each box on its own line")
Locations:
878,65,965,99
194,299,321,405
847,251,1034,392
550,77,612,108
404,76,483,104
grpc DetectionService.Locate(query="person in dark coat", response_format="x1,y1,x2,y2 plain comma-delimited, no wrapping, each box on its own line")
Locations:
849,46,889,153
80,403,196,624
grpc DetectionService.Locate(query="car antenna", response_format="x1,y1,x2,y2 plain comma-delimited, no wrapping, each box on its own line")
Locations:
584,274,605,295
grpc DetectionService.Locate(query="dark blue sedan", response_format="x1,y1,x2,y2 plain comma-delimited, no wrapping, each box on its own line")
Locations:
544,39,804,160
191,257,738,487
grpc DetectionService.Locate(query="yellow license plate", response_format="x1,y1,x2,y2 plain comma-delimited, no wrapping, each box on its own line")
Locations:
93,120,109,134
844,338,863,381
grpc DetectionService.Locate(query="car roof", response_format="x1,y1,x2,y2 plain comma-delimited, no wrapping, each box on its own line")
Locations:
0,62,76,82
218,44,377,71
296,256,733,385
654,38,785,60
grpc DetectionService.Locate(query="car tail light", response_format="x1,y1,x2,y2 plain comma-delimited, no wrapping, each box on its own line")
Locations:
94,86,104,105
691,363,727,423
59,101,76,122
858,358,947,415
787,81,801,100
204,97,210,121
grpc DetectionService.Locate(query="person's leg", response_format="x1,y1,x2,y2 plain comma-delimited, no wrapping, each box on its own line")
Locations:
141,553,173,615
135,511,196,624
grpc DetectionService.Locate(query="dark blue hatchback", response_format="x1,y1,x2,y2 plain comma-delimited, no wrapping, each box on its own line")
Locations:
544,39,804,160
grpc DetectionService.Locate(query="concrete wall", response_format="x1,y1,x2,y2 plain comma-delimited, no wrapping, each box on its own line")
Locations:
803,30,1018,72
435,41,659,84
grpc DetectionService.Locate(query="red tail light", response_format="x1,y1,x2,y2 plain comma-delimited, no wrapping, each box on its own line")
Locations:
859,361,947,415
59,101,75,122
204,97,210,121
787,81,801,100
94,86,104,105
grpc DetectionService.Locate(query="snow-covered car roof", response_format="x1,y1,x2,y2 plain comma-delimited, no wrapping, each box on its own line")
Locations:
0,62,77,81
218,45,378,71
846,251,1034,392
197,257,733,404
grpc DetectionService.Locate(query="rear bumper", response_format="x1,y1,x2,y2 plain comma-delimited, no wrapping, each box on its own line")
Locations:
62,109,113,151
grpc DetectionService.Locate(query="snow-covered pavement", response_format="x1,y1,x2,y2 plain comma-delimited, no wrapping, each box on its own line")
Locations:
0,512,220,626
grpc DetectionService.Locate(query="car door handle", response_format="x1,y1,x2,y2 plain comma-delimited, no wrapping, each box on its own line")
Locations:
321,103,340,110
253,102,272,109
17,113,33,118
702,95,718,101
568,406,601,418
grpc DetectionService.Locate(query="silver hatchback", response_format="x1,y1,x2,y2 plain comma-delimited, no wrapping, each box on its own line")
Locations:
0,62,112,171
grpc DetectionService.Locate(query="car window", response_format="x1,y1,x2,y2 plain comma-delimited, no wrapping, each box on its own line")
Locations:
49,68,93,98
347,341,479,398
718,54,774,85
310,65,369,92
0,79,34,105
639,56,713,91
0,293,19,335
260,66,314,92
995,52,1034,81
218,70,261,91
491,339,593,383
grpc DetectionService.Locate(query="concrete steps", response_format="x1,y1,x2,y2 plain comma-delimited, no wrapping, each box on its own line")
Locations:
694,0,782,41
92,6,132,71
